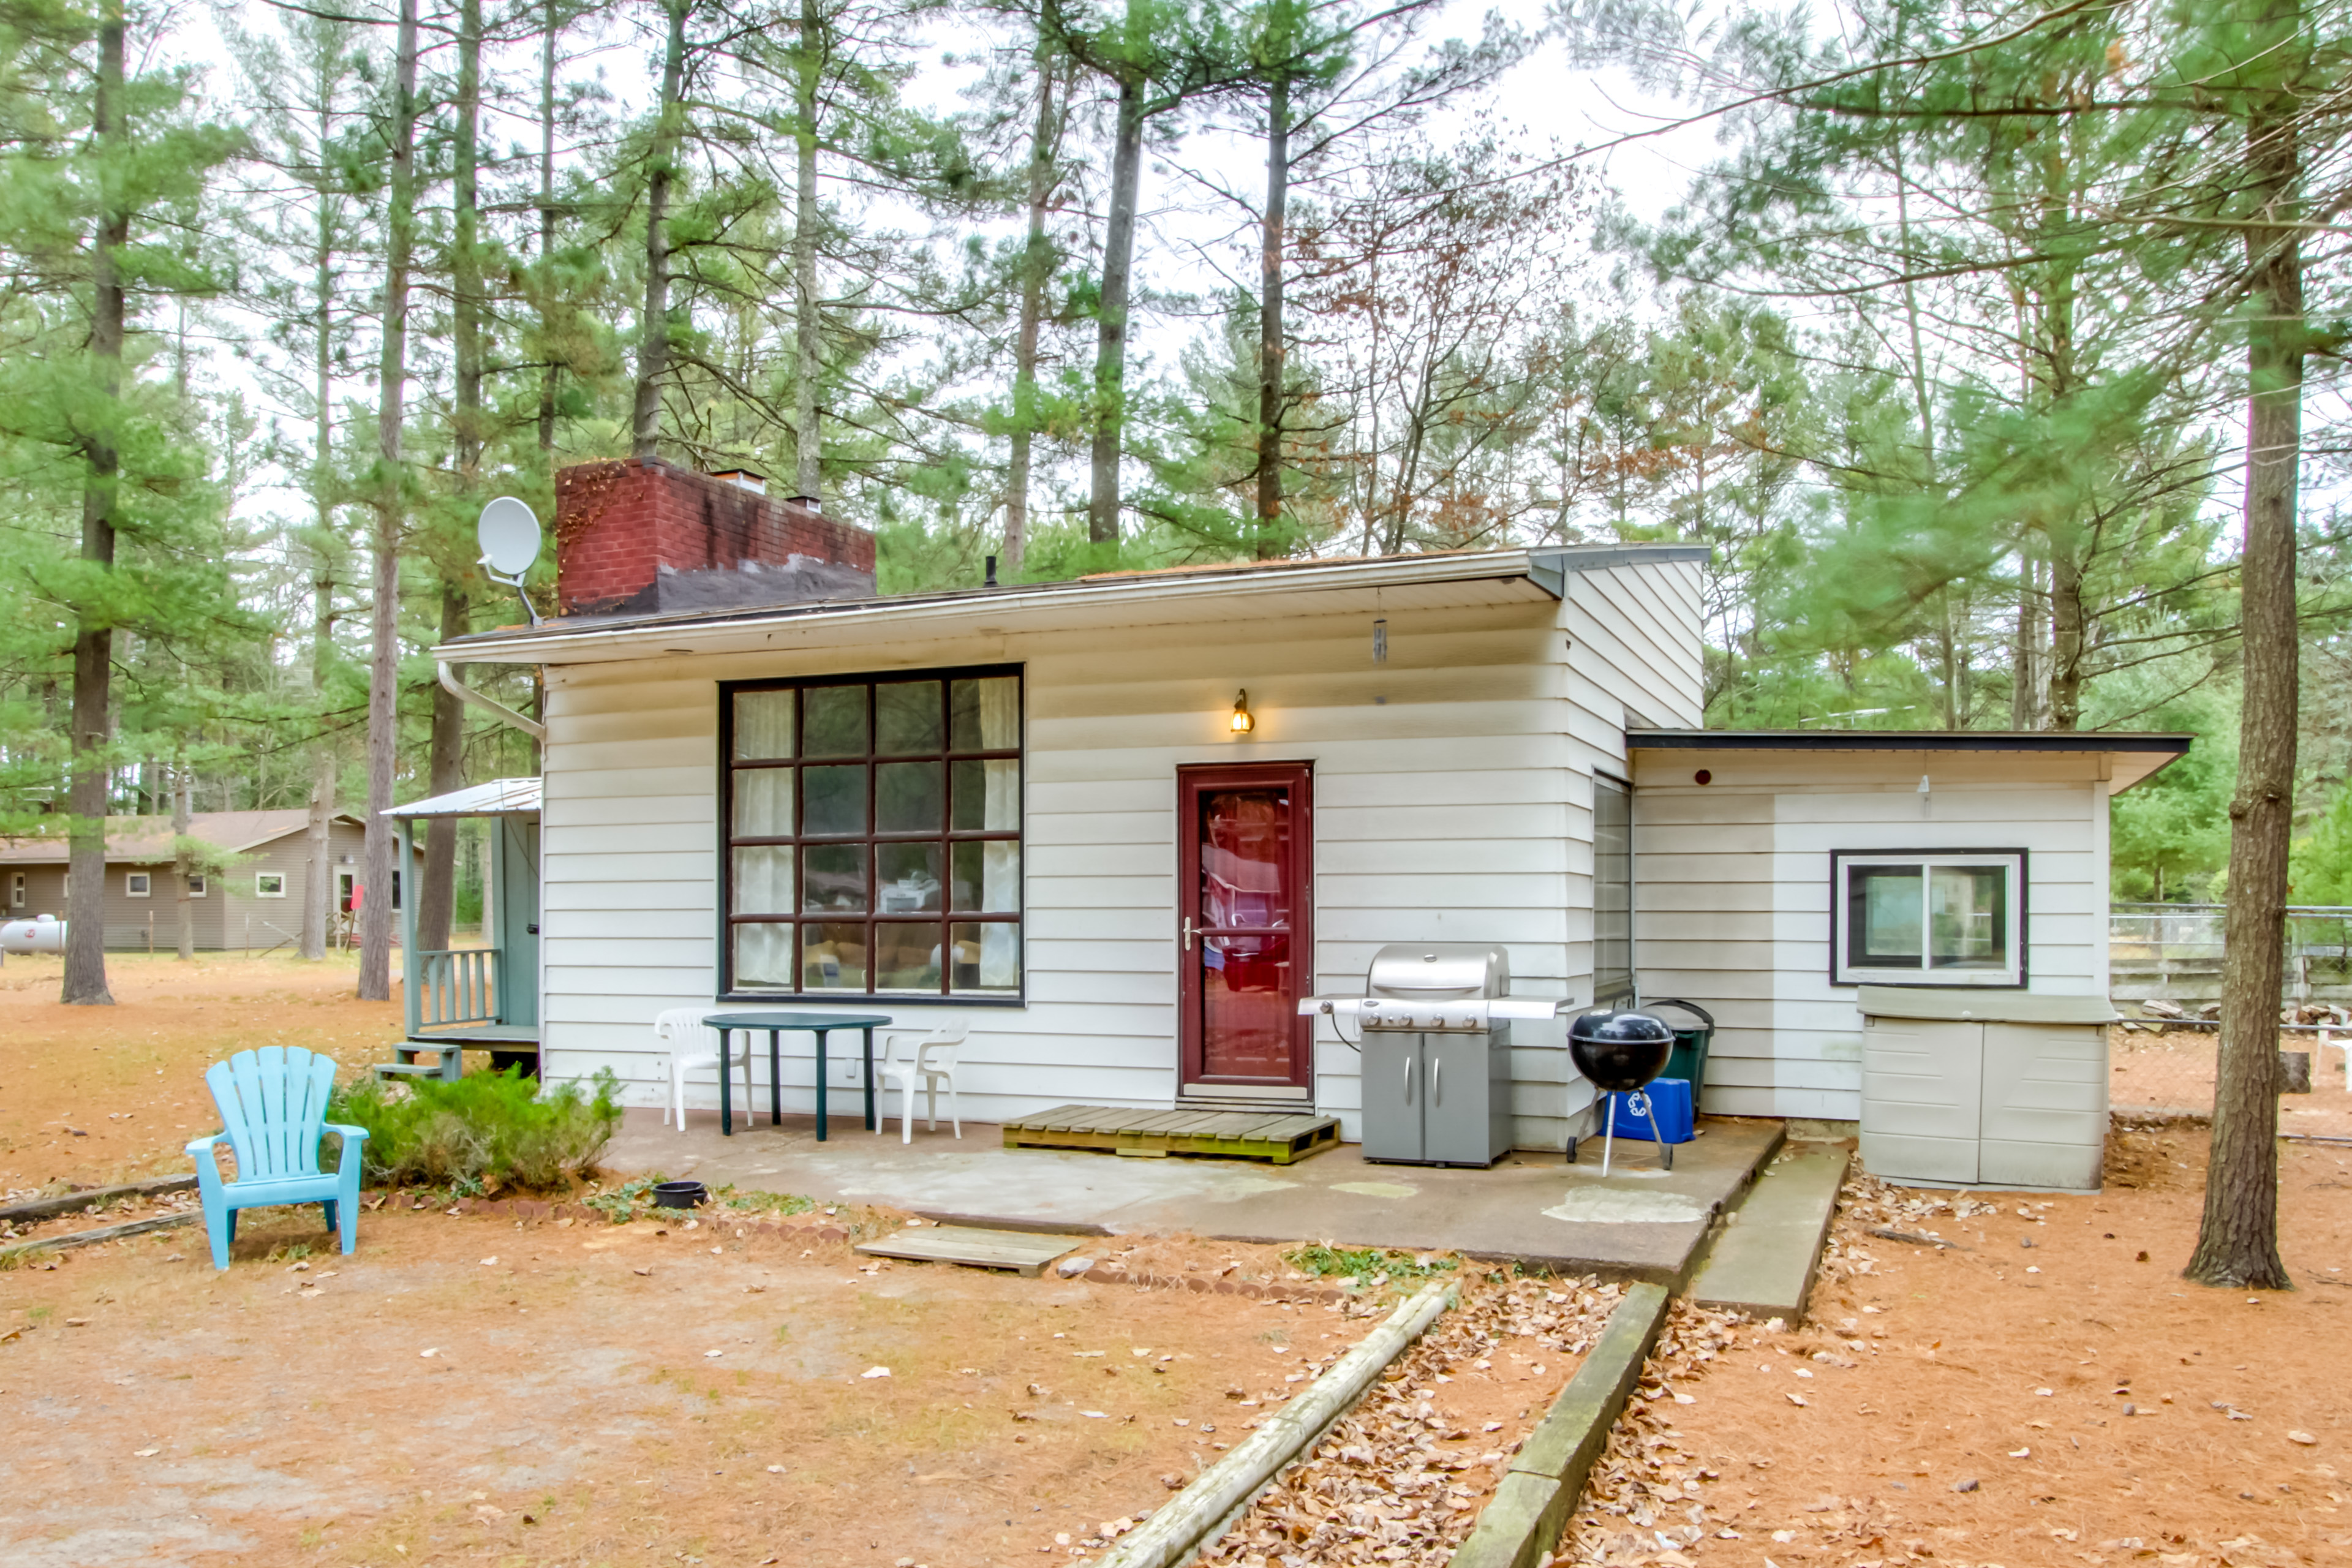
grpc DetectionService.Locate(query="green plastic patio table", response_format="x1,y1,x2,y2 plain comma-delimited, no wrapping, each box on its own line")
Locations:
703,1011,894,1139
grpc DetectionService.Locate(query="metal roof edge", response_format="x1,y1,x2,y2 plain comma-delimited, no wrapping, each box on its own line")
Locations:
1625,728,2195,754
440,544,1712,664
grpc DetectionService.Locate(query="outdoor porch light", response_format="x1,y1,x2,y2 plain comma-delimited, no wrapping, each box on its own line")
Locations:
1230,690,1254,734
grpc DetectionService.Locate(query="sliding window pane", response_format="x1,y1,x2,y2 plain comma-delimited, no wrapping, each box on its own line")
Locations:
733,690,794,761
802,844,867,912
1929,866,2008,969
733,922,794,989
731,846,794,914
874,924,943,991
876,680,944,754
950,676,1019,751
803,764,868,836
1852,866,1924,967
732,767,793,837
876,761,944,834
803,685,868,757
951,758,1020,832
801,922,867,990
951,840,1020,913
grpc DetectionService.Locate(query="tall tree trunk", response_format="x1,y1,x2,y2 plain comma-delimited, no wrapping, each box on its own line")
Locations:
630,0,687,459
64,0,127,1007
1254,72,1289,557
1086,72,1145,545
172,762,194,961
1004,47,1062,576
418,590,467,952
792,0,822,501
359,0,419,1003
538,0,559,454
301,579,335,960
2187,64,2302,1291
2047,530,2086,731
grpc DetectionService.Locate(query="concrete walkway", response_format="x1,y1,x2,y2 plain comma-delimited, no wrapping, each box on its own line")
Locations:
604,1109,1785,1283
1688,1140,1852,1318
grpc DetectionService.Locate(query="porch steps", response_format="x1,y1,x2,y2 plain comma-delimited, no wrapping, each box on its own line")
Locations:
1686,1141,1850,1319
853,1224,1086,1278
1002,1104,1341,1165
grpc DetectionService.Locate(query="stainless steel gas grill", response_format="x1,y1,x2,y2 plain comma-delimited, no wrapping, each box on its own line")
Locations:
1299,943,1567,1167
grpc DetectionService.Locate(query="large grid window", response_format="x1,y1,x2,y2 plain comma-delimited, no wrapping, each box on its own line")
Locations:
722,668,1022,998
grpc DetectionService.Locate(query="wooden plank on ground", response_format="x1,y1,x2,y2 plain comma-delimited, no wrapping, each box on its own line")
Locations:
853,1226,1085,1278
1000,1104,1340,1164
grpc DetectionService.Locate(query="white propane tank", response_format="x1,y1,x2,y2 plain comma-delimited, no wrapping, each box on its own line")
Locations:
0,914,66,954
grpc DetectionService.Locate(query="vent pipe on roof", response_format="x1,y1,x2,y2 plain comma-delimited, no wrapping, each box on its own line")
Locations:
438,660,547,742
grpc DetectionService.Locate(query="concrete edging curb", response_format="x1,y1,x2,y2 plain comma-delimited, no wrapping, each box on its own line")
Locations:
1096,1278,1458,1568
1446,1282,1673,1568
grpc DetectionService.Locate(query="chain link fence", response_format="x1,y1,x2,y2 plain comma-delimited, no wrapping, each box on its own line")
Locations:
2110,903,2352,1133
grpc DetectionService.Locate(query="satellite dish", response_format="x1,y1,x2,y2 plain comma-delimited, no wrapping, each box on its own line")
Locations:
477,497,541,578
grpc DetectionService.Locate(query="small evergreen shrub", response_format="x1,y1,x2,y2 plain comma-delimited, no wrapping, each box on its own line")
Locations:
330,1068,622,1193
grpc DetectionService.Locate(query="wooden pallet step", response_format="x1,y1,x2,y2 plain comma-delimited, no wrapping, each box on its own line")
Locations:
853,1226,1085,1278
1000,1104,1340,1165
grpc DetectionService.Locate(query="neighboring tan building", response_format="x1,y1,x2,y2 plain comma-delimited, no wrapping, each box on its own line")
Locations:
0,810,367,952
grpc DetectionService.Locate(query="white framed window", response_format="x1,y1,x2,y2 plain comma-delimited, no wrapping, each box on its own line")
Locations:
126,872,151,897
188,874,208,897
255,872,288,899
1832,849,2026,988
9,872,22,906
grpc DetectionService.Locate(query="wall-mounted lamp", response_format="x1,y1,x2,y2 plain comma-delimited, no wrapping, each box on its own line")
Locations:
1230,690,1255,734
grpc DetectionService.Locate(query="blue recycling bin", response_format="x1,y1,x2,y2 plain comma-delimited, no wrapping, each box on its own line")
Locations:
1605,1077,1695,1144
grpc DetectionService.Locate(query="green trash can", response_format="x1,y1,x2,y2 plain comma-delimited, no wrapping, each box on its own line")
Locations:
1644,998,1714,1110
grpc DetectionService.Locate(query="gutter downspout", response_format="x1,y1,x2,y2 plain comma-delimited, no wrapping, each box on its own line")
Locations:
439,659,546,743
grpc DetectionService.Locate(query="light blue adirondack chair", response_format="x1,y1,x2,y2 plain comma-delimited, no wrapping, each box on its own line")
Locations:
186,1046,369,1271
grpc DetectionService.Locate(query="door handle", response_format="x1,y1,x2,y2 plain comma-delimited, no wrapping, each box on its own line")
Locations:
1182,918,1199,951
1431,1056,1441,1103
1404,1057,1414,1103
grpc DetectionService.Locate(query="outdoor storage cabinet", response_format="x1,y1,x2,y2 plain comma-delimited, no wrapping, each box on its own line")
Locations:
1360,1027,1514,1167
1858,987,2115,1191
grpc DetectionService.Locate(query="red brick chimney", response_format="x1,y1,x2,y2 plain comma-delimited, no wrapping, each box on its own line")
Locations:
554,458,878,617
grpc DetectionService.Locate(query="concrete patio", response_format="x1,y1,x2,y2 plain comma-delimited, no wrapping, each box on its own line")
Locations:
603,1107,1789,1284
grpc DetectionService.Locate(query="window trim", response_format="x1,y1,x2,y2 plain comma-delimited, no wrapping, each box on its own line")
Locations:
126,872,151,898
9,872,22,906
717,665,1027,1005
1829,847,2029,989
187,874,208,898
255,872,288,899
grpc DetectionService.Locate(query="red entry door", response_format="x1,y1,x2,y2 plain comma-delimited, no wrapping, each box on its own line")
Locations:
1177,763,1313,1098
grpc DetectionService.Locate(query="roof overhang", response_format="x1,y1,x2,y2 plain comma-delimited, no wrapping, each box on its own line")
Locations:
438,545,1711,666
1627,728,2193,793
384,777,543,820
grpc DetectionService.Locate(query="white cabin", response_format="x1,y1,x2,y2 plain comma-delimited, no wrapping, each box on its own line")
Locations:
443,540,2185,1145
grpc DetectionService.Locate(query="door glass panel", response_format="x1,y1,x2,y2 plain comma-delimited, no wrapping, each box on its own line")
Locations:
733,690,795,760
873,924,942,990
802,764,867,835
876,842,943,912
876,680,944,754
1929,865,2008,968
800,922,867,990
1201,931,1293,1077
802,844,867,911
951,922,1020,993
1199,788,1288,929
951,840,1020,913
803,685,869,757
731,847,793,914
733,923,796,989
876,761,944,834
950,676,1019,750
1852,866,1924,967
733,767,793,837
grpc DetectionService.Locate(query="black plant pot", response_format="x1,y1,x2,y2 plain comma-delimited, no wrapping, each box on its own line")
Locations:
1567,1009,1675,1094
652,1180,708,1210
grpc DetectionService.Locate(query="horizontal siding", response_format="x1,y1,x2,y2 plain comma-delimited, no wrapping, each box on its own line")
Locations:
1632,753,2109,1121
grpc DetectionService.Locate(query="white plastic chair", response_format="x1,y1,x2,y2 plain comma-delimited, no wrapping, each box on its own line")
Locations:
875,1022,967,1144
657,1007,753,1133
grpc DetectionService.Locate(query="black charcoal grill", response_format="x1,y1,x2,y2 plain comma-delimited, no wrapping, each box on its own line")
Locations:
1567,1008,1676,1173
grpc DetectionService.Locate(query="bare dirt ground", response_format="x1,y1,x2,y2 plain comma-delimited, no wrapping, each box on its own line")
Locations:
0,954,407,1197
1556,1124,2352,1568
